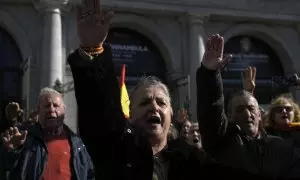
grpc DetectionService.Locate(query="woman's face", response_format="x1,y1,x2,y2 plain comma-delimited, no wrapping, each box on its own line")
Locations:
273,101,294,126
130,85,172,141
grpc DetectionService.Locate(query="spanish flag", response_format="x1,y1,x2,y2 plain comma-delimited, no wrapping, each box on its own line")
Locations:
120,64,130,119
289,122,300,128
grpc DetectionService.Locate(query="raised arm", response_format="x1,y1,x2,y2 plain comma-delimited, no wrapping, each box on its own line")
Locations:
68,46,125,135
68,0,125,139
197,35,231,153
242,66,256,95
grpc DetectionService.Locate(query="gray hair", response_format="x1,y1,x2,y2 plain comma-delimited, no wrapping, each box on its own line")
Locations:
130,76,171,106
227,90,258,117
38,87,64,105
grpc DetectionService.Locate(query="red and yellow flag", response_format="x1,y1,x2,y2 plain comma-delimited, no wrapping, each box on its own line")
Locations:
289,122,300,128
120,64,130,119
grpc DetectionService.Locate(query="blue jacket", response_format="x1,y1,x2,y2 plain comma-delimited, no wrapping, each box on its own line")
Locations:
1,124,95,180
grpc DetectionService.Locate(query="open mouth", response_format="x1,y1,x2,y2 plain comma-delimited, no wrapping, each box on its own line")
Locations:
46,117,57,121
281,115,289,119
147,116,161,124
193,138,199,143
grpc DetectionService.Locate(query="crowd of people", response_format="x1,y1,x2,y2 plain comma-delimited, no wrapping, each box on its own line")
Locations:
1,0,300,179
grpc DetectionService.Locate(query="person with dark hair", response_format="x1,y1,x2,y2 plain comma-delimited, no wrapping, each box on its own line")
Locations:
188,122,202,150
68,1,275,179
197,34,300,178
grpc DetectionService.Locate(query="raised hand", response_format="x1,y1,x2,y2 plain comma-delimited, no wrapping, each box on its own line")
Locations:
1,127,27,151
5,102,23,122
202,34,231,70
242,66,256,94
76,0,114,47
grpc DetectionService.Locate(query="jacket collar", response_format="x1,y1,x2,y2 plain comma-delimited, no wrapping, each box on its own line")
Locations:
27,124,83,153
28,123,75,138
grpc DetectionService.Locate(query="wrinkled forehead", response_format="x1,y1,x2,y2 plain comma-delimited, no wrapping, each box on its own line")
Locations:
131,84,170,103
232,95,258,108
40,93,63,104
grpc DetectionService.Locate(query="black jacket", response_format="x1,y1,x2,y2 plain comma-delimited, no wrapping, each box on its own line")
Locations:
266,127,300,152
197,65,300,178
0,124,94,180
68,45,272,180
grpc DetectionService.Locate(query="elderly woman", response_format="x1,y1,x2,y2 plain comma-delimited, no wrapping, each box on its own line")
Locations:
69,0,268,179
265,95,300,149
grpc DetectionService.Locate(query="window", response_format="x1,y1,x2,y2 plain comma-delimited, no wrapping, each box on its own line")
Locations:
106,28,167,87
222,36,287,105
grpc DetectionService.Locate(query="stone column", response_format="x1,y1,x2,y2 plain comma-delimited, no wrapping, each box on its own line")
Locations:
35,0,69,88
188,15,206,122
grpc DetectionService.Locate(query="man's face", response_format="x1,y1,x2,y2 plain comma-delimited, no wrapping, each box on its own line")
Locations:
130,85,172,141
230,95,261,137
180,121,191,140
188,123,201,149
38,93,65,129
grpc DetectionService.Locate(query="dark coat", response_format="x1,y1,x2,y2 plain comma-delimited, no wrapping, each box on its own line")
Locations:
0,124,94,180
68,45,272,180
197,65,300,178
266,127,300,152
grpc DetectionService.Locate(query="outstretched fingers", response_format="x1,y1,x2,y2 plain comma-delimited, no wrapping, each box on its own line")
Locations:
251,67,257,81
218,54,232,69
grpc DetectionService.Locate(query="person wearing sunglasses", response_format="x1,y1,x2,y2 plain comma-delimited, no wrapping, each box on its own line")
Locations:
264,95,300,150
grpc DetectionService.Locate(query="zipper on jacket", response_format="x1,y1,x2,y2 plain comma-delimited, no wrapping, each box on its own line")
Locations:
39,141,48,179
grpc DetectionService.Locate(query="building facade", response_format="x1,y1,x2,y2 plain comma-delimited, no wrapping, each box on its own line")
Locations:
1,0,300,131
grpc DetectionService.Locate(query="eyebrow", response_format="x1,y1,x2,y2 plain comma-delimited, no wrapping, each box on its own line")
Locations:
140,96,168,102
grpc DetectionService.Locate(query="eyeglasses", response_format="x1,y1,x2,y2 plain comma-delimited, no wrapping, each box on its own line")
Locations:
274,106,293,113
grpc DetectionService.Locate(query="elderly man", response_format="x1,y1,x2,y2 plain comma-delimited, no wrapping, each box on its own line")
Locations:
68,0,274,179
0,88,94,180
197,34,300,178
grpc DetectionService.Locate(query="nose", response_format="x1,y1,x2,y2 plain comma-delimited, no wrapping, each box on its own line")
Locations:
193,131,199,136
48,104,55,113
149,100,159,112
241,108,252,118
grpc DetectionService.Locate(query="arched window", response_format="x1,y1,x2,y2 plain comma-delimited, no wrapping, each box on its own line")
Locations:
0,27,22,132
105,28,167,93
222,35,287,105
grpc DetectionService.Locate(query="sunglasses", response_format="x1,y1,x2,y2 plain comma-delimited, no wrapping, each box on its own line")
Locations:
274,106,293,113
